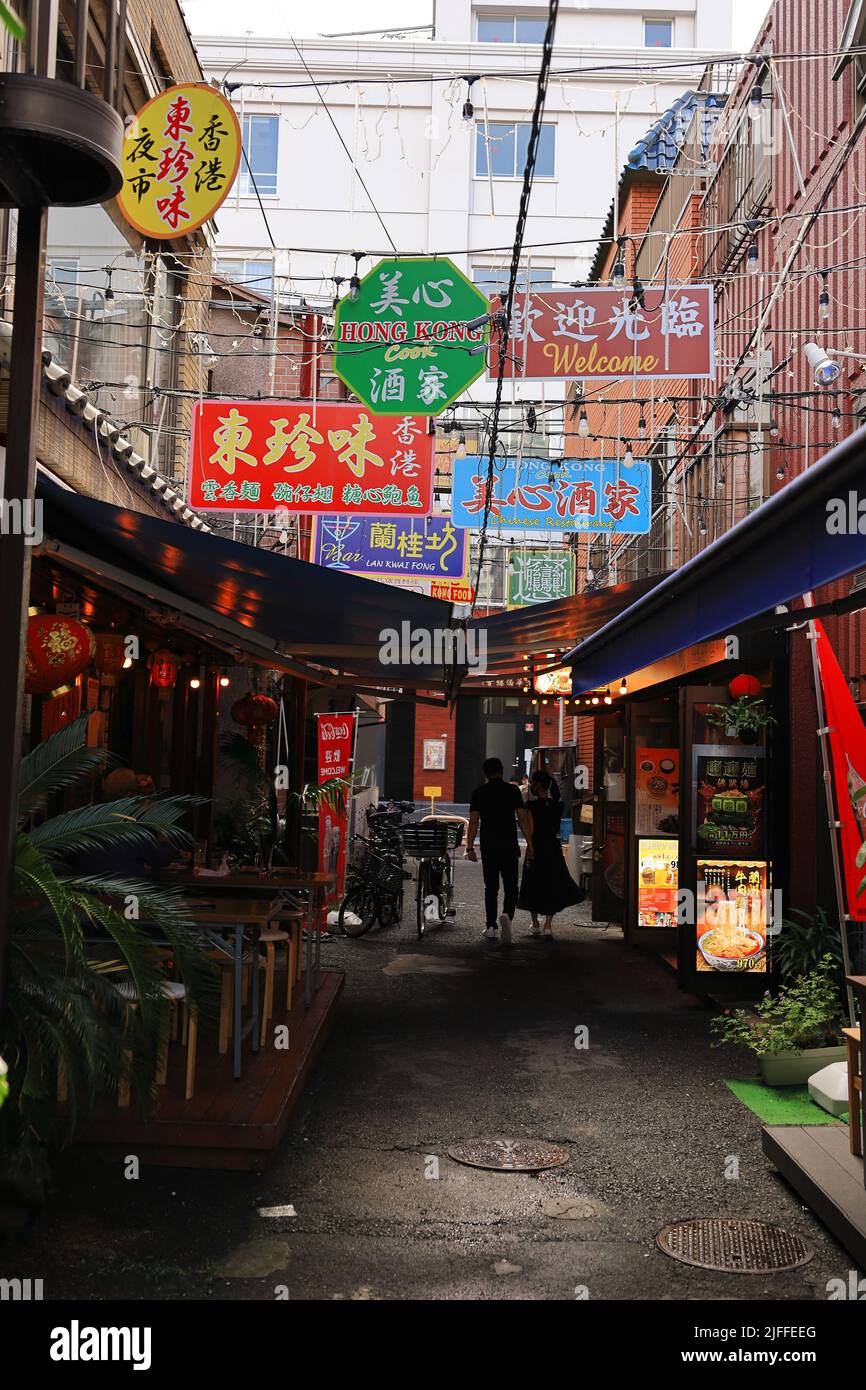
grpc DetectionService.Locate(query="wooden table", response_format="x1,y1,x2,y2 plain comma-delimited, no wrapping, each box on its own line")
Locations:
162,870,338,1009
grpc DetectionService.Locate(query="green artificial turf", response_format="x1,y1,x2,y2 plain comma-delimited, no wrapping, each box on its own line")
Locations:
725,1078,848,1126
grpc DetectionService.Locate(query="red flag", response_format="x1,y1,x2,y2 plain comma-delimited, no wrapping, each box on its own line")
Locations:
813,620,866,920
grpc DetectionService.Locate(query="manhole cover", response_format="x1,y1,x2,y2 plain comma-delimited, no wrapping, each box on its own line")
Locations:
447,1139,569,1172
656,1219,814,1274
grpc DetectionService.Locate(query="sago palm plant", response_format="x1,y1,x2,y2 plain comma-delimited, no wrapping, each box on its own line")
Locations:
1,714,217,1170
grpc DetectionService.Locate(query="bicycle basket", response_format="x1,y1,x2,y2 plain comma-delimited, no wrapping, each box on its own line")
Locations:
401,821,463,857
372,856,408,894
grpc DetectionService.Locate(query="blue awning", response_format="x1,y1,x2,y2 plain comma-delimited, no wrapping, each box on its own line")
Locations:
564,425,866,691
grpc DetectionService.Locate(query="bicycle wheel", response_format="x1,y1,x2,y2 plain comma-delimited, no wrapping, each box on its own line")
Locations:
439,855,453,919
339,885,378,938
416,861,431,938
377,889,403,929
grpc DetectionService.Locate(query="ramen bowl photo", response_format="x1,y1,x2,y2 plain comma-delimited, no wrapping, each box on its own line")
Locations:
697,927,764,971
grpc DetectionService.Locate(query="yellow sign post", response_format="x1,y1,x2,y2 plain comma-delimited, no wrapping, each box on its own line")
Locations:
423,786,442,816
117,84,241,240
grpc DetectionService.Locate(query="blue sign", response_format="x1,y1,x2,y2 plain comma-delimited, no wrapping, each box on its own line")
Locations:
451,456,652,534
312,514,468,579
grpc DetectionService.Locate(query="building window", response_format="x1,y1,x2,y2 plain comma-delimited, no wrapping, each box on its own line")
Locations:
241,115,279,196
215,258,274,301
644,18,673,47
475,122,556,178
477,15,547,43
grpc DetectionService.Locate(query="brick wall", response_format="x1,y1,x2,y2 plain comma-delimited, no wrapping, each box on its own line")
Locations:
412,701,457,801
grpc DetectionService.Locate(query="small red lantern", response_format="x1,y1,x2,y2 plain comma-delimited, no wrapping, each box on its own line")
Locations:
25,614,95,696
95,632,126,686
728,674,762,700
150,649,179,690
231,691,278,764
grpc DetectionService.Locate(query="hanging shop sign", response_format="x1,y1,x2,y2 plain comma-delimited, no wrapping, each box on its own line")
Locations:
696,859,770,974
333,257,489,414
637,839,678,929
533,667,572,697
317,713,357,911
813,619,866,922
507,549,574,608
489,284,714,380
311,515,468,584
451,456,651,534
635,748,679,837
692,745,766,855
188,402,434,515
117,84,241,239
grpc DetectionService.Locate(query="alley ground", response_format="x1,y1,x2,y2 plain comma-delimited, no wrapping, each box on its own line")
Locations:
2,858,856,1301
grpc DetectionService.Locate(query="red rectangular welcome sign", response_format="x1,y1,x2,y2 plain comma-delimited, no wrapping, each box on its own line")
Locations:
188,401,434,515
490,284,714,380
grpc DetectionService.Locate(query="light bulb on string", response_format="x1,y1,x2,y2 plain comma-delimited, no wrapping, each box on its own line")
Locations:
591,693,600,706
818,270,831,320
748,79,763,121
746,240,759,275
637,411,647,439
769,418,780,438
578,408,589,438
776,460,785,481
462,76,478,122
622,441,634,468
603,689,613,705
455,431,467,460
610,238,626,289
831,403,842,430
348,251,364,302
618,677,627,696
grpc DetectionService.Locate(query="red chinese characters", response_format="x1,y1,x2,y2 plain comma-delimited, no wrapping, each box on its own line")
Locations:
188,401,435,515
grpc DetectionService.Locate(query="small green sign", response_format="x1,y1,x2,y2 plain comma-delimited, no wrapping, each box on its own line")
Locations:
507,550,575,609
333,256,490,416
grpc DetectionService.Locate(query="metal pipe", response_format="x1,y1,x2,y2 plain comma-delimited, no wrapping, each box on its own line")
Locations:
103,0,115,104
115,0,127,113
74,0,88,87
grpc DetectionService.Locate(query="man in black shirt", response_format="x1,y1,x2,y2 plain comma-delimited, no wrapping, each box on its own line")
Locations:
466,756,533,943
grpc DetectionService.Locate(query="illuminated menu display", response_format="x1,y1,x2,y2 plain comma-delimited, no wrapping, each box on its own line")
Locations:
637,838,678,929
696,859,769,973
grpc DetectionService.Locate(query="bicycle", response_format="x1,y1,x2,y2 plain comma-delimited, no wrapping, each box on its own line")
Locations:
401,820,464,938
338,834,410,938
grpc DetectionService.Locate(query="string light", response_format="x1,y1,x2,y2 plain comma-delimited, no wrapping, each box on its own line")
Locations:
831,402,842,430
746,240,760,274
748,77,764,121
818,270,831,319
622,441,634,467
578,407,590,438
637,410,647,439
769,417,780,438
455,430,467,460
610,238,626,289
348,251,364,301
618,677,627,695
603,688,613,705
462,76,478,122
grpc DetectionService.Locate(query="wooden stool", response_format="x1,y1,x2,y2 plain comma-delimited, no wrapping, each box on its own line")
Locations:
204,948,265,1055
259,927,289,1045
268,907,304,1005
843,1026,862,1156
114,979,198,1103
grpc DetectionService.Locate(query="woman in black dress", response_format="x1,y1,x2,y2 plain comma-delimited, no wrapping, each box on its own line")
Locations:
518,770,584,936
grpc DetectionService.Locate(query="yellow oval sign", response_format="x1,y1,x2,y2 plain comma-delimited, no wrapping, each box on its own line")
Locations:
117,83,241,239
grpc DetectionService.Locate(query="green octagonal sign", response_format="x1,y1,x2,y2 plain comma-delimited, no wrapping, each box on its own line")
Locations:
334,256,490,415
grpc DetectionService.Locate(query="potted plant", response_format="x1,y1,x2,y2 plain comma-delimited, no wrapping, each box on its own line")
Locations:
710,955,846,1085
1,714,217,1206
775,906,845,982
705,696,775,743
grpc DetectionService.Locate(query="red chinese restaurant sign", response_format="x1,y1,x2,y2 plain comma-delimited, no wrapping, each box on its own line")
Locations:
188,402,435,514
489,284,714,380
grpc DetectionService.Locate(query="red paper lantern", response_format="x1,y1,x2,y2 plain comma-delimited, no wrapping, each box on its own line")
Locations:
728,674,762,700
25,615,95,696
95,632,126,685
231,692,278,762
150,649,179,690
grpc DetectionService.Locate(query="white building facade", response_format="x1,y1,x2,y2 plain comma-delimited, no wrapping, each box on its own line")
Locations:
197,0,734,449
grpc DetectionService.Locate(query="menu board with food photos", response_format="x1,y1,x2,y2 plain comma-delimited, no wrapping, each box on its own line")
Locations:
637,838,678,928
696,859,769,973
635,748,679,836
692,745,765,855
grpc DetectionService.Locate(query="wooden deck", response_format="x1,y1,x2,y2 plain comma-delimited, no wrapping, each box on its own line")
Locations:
77,970,344,1171
762,1123,866,1270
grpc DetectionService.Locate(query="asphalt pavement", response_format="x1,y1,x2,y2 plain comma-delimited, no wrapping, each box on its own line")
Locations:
1,855,854,1301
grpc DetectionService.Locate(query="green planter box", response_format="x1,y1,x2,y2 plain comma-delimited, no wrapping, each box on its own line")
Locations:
759,1045,847,1087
